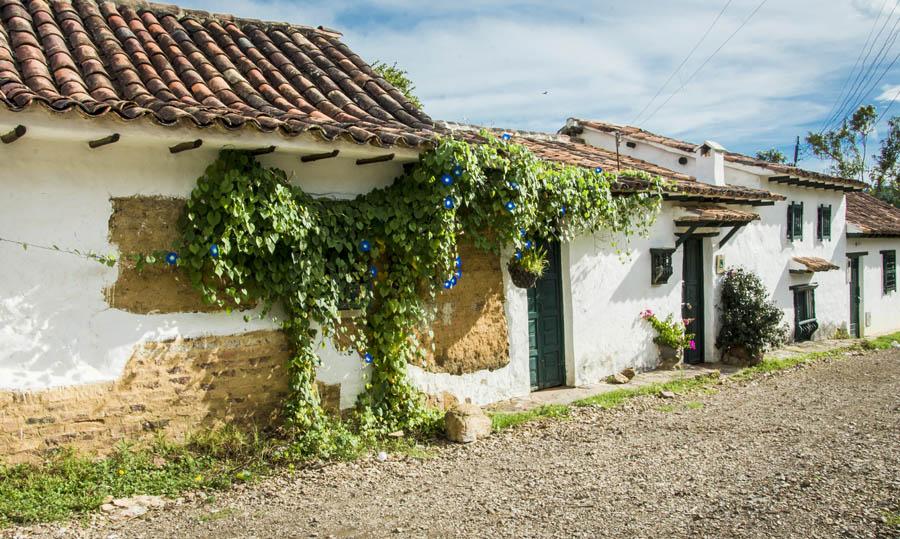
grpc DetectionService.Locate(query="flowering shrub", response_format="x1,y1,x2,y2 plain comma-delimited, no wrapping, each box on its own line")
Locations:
715,268,786,359
640,310,695,349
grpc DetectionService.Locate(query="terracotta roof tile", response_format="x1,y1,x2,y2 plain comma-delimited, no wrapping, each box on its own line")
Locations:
566,118,868,190
0,0,435,148
439,123,785,204
676,205,760,224
846,192,900,237
793,257,839,272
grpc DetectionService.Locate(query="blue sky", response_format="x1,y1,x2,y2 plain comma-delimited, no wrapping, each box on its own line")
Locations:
180,0,900,169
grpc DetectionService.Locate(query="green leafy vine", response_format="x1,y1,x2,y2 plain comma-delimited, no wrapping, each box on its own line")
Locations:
173,132,665,438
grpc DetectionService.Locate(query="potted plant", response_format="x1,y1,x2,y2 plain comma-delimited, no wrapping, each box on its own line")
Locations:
640,309,695,370
507,247,548,289
716,268,787,366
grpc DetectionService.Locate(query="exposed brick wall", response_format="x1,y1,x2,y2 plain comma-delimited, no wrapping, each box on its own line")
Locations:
0,331,293,464
422,241,511,374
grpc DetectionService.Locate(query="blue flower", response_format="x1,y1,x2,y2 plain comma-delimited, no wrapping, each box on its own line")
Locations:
165,252,178,265
455,255,462,268
560,206,567,216
209,244,219,258
501,133,512,142
454,269,463,279
369,265,378,278
450,276,458,286
505,201,516,212
515,250,523,260
364,352,374,364
441,173,454,187
525,240,533,250
443,279,453,289
359,240,371,253
508,181,519,190
594,167,603,174
443,196,455,210
452,165,463,177
520,228,527,238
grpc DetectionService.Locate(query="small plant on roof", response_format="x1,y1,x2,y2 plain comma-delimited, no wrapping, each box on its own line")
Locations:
507,246,549,289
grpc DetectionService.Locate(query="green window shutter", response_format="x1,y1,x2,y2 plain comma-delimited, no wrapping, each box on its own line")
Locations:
789,202,803,241
817,206,823,240
787,203,794,240
825,205,832,239
884,250,897,294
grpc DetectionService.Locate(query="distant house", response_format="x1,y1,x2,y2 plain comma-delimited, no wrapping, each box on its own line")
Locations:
561,118,899,344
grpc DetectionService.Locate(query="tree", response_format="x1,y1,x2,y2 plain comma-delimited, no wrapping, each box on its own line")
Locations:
806,105,877,181
755,148,787,164
371,61,423,109
872,117,900,206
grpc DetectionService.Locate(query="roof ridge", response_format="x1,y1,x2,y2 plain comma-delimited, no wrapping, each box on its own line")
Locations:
98,0,342,38
437,121,575,143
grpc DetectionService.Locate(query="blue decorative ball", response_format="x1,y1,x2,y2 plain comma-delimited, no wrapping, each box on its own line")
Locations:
441,173,454,186
452,165,463,177
501,133,512,142
369,265,378,278
359,240,371,253
505,201,516,212
443,196,455,210
209,244,219,258
165,252,178,266
364,352,374,364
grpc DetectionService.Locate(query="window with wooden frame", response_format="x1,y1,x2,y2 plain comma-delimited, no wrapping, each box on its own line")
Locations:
883,250,897,294
816,204,832,240
792,284,818,342
787,202,804,241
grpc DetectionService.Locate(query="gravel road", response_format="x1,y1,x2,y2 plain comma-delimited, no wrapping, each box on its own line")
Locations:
11,349,900,538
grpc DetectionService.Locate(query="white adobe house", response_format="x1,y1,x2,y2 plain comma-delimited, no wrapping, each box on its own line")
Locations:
561,118,900,347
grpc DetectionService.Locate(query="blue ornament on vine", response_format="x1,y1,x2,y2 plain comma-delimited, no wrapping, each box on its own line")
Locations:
443,279,453,289
595,167,603,174
443,196,455,210
520,228,527,238
364,352,374,364
368,265,378,278
452,165,463,177
525,240,533,250
505,201,516,212
501,133,512,142
441,173,454,187
515,250,523,260
455,255,462,268
450,276,458,286
560,206,567,216
209,244,219,258
359,240,371,253
165,252,178,266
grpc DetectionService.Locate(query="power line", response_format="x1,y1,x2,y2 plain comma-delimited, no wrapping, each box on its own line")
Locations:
875,84,900,123
821,1,900,133
631,0,734,126
640,0,769,127
818,0,891,132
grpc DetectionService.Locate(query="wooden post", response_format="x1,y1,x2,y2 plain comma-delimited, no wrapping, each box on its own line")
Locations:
169,139,203,154
88,134,120,149
1,125,26,144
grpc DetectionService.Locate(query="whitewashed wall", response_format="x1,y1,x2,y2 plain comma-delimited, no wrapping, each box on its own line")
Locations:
845,237,900,336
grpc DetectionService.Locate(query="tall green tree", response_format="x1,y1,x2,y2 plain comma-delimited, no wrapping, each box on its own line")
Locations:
806,104,900,207
755,148,787,164
371,61,423,109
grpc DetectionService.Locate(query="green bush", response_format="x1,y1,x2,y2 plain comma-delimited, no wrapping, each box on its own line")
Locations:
716,267,786,359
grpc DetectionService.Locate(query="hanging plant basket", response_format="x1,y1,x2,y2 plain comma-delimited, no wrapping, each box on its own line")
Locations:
507,259,541,289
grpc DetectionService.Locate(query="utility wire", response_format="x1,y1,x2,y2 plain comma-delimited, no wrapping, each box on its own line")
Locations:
818,0,891,133
631,0,734,126
875,84,900,123
640,0,769,127
821,1,900,133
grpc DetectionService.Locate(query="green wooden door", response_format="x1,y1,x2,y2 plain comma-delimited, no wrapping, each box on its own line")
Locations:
681,238,705,364
527,241,566,390
849,257,861,338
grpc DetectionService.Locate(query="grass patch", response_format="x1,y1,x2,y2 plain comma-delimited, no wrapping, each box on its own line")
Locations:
684,401,704,410
884,511,900,528
489,404,570,431
866,331,900,350
198,507,237,523
657,405,676,413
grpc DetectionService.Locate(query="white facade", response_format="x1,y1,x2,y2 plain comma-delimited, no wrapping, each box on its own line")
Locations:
845,237,900,336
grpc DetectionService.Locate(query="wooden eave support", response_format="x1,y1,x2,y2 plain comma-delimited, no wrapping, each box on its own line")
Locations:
718,223,748,247
768,175,856,192
169,139,203,154
248,145,276,156
356,153,394,166
675,224,701,248
1,125,26,144
301,149,340,163
88,133,120,149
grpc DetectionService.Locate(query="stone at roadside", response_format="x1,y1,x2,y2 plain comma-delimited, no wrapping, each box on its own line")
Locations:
102,495,167,519
621,368,636,380
891,340,900,349
606,373,630,385
660,391,676,399
445,403,492,443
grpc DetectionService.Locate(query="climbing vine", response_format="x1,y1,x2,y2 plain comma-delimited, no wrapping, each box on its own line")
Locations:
174,132,665,437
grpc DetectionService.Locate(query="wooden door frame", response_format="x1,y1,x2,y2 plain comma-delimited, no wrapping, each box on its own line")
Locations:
847,252,866,338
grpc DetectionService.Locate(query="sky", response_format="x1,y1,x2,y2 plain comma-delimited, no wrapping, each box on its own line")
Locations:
176,0,900,169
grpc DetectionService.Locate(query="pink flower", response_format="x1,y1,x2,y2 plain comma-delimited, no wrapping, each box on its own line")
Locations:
689,340,697,350
640,309,654,320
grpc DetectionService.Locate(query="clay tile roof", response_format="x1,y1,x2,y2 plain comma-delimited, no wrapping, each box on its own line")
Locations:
565,118,868,191
438,122,785,204
793,256,840,272
676,205,760,225
0,0,435,148
846,192,900,237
